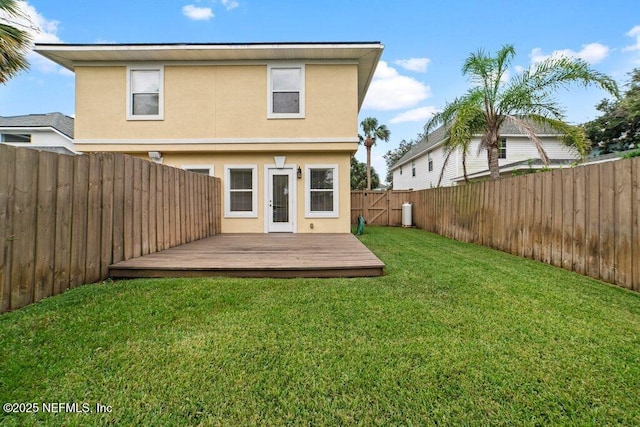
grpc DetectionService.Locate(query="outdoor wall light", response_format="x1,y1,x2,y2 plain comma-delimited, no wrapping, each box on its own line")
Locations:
148,151,163,164
297,167,302,179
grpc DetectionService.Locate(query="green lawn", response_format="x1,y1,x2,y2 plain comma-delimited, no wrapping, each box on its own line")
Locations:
1,227,639,426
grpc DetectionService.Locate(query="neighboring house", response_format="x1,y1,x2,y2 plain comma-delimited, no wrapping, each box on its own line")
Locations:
35,42,383,233
391,121,580,189
580,149,639,165
0,113,76,155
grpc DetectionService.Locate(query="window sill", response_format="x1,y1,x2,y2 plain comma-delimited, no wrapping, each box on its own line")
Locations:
305,212,339,219
127,116,164,121
267,114,305,120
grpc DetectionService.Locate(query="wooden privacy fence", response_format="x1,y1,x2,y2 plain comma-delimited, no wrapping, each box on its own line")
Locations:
351,157,639,291
351,190,413,226
0,144,222,313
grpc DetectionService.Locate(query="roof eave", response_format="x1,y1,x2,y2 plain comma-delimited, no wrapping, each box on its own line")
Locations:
34,42,384,109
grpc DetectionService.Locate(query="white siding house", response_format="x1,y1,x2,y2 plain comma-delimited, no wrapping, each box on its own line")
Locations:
0,113,76,155
391,122,580,189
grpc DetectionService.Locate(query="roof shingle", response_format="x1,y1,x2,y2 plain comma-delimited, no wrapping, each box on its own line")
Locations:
0,113,74,139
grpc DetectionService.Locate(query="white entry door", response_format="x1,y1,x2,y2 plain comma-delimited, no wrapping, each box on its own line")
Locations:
267,168,295,232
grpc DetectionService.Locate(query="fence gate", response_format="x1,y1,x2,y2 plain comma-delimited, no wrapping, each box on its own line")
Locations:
351,191,413,227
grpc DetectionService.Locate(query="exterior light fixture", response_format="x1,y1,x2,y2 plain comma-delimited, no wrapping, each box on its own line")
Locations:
297,167,302,179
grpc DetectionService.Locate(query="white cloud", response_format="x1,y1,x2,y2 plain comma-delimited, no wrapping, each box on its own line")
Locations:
529,43,610,65
5,1,62,43
389,106,439,124
623,25,640,52
1,2,72,75
394,57,431,73
182,4,215,20
221,0,239,10
362,61,431,111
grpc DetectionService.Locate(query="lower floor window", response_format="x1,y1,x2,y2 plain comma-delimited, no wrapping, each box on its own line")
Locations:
182,165,214,176
306,165,338,217
225,165,257,217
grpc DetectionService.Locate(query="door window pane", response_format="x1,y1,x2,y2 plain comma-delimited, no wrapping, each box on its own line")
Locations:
272,174,289,223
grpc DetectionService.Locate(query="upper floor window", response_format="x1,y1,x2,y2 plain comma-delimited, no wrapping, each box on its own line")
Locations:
127,66,164,120
267,64,305,119
499,138,507,159
428,153,433,172
412,160,416,177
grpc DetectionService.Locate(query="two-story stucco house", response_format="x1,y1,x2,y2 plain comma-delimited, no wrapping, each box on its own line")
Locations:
391,121,580,189
35,42,383,234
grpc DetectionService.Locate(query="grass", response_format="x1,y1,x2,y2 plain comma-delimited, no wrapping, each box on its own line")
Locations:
1,227,639,426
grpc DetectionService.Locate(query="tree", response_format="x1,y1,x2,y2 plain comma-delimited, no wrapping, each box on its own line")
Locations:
350,156,380,190
0,0,32,84
425,44,619,180
359,117,390,190
584,68,640,154
383,138,416,188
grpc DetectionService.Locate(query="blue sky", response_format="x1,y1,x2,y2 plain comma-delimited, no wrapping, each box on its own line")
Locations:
1,0,640,180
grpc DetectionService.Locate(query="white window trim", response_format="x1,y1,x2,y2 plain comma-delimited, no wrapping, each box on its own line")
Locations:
224,165,258,218
305,164,339,218
182,165,215,176
126,65,164,121
499,138,507,159
267,63,305,119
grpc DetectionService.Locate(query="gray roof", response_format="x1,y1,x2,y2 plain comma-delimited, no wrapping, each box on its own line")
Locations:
391,120,561,170
0,113,74,139
582,149,638,164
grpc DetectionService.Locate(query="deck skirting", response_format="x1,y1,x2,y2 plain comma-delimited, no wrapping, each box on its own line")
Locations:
109,233,384,279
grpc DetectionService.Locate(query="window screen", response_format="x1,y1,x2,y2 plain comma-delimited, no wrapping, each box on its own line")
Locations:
131,69,160,116
309,168,334,212
271,68,301,114
229,169,253,212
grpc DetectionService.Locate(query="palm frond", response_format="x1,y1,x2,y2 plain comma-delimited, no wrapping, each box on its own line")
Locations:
529,56,620,99
503,115,550,164
0,0,32,83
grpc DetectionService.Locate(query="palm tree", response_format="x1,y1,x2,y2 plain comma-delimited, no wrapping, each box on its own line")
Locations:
426,44,619,180
359,117,390,190
0,0,32,84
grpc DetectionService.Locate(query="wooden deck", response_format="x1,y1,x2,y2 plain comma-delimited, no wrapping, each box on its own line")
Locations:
109,233,385,278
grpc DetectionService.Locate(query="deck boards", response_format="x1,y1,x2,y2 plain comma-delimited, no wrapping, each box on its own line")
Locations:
109,233,385,278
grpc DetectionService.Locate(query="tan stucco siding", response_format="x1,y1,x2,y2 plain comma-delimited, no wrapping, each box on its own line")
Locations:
75,67,124,139
162,151,352,233
75,63,358,141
